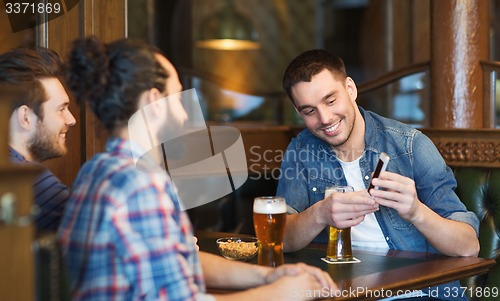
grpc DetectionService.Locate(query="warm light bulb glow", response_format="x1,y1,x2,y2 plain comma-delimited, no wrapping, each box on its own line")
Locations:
195,39,260,51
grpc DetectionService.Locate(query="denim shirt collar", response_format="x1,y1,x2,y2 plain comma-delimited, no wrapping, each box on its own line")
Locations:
361,106,382,155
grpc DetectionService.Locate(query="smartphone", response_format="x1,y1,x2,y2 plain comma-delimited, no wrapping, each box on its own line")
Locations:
368,152,390,194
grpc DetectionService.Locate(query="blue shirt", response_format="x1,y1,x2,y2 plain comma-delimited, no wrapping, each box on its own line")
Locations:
277,108,479,300
9,147,69,231
57,137,205,301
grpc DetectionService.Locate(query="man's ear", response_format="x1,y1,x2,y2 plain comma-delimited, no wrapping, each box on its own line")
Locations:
15,105,36,130
138,88,165,121
138,88,162,108
150,87,163,101
346,77,358,102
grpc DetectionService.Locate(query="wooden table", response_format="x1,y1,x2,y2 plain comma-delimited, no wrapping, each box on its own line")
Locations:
197,231,496,300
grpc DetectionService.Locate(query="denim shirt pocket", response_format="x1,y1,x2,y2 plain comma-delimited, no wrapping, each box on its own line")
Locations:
384,207,415,230
307,176,338,206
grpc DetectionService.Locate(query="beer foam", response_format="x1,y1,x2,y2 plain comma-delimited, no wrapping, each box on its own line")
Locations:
253,197,286,214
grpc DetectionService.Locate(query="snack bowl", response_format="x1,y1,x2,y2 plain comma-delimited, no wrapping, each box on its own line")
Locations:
216,237,258,261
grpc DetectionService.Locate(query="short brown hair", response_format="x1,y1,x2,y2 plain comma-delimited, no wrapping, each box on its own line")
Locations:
283,49,347,104
0,47,64,119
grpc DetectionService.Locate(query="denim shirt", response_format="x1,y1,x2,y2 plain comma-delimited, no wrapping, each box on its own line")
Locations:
277,108,479,300
277,107,479,251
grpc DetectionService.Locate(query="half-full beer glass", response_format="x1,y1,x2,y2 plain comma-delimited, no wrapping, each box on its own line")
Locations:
325,186,354,261
253,196,286,267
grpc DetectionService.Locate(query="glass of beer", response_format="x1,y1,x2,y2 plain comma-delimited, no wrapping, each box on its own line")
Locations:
325,186,354,261
253,196,287,267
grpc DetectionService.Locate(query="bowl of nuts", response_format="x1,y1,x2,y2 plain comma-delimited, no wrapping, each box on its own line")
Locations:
216,237,258,261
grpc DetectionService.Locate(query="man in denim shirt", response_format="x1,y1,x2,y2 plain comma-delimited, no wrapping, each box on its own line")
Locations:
277,49,479,300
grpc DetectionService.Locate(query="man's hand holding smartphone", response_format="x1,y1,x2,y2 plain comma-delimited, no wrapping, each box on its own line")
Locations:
368,152,390,194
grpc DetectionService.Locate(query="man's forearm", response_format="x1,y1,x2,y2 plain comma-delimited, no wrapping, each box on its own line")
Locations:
412,206,479,257
199,251,268,289
283,204,326,252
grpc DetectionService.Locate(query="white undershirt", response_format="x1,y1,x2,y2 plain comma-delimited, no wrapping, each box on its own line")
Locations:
337,157,389,250
338,158,427,299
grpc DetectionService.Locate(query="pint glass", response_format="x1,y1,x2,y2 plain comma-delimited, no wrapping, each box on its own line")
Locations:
253,196,287,267
325,186,354,261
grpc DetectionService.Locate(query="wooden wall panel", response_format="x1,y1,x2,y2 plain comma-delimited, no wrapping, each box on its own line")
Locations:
0,8,35,52
422,129,500,168
411,0,430,63
238,125,293,174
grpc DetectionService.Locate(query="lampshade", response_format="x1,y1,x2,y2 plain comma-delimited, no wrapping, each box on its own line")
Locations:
195,0,259,50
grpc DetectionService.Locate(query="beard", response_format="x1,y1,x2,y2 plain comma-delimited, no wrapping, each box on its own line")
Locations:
27,121,66,162
330,112,356,148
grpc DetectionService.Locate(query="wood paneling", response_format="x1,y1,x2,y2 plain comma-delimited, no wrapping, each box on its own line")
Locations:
422,128,500,168
238,125,293,173
0,7,35,52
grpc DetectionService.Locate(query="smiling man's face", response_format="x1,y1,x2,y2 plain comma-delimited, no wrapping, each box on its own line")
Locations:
292,69,359,149
28,77,76,162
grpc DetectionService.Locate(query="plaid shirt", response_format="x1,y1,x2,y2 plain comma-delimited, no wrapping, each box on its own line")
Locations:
58,138,206,301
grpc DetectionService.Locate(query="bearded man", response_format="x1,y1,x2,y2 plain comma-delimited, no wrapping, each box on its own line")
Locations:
0,47,76,231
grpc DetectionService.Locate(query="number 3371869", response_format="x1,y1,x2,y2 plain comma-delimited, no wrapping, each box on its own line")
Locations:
6,2,61,14
443,286,498,298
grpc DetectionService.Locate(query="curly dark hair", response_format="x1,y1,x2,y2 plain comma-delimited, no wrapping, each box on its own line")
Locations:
0,47,64,119
282,49,347,104
66,36,168,131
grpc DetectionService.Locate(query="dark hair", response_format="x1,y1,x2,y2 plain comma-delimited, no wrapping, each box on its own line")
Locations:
0,47,64,118
282,49,347,104
67,36,168,130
